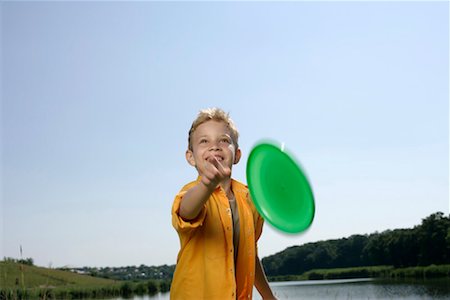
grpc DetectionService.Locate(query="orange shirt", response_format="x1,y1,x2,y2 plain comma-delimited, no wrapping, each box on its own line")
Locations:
171,178,264,300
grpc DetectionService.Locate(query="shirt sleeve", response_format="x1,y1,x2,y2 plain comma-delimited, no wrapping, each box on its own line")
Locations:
171,190,207,233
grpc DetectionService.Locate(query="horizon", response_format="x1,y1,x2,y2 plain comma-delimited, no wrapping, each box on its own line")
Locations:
4,210,446,268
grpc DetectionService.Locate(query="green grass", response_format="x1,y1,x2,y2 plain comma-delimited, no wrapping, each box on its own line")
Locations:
302,265,394,280
0,261,170,299
268,265,450,282
0,261,118,289
390,264,450,279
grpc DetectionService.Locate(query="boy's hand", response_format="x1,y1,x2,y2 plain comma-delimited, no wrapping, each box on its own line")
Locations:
201,156,231,190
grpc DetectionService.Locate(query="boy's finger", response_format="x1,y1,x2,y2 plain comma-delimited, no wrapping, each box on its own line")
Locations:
205,158,218,171
209,157,217,166
204,158,220,176
213,156,230,176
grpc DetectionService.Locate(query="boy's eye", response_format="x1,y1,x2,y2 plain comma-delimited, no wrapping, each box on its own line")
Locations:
220,138,231,144
199,139,208,144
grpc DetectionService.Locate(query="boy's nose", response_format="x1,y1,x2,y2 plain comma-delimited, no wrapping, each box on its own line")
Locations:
209,142,220,151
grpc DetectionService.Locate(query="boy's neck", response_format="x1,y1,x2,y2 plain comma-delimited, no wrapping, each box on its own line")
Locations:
219,178,233,199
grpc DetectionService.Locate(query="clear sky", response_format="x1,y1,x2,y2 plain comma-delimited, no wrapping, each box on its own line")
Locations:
2,1,449,268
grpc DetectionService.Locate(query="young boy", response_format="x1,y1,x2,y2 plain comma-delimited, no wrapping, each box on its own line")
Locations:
171,108,276,300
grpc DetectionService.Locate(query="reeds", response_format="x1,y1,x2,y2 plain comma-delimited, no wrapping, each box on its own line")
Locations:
0,279,171,300
267,265,450,282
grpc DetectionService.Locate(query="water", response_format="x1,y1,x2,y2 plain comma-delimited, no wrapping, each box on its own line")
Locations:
118,278,450,299
254,278,450,299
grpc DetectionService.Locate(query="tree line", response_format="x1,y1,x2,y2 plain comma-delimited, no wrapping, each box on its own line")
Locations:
66,264,175,281
262,212,450,276
3,257,35,266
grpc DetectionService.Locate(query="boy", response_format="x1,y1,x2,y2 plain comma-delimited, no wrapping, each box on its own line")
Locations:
171,108,276,299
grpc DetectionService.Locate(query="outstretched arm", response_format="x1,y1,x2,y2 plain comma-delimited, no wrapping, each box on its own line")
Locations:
254,255,277,300
179,157,230,220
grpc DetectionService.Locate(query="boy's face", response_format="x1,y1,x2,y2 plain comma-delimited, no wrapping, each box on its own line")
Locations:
186,120,241,176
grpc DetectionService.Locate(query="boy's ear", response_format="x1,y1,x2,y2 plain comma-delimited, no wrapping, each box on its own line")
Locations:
234,148,242,164
186,149,196,167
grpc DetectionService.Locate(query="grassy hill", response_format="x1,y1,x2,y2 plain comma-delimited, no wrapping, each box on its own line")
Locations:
0,261,125,299
0,261,118,289
0,260,170,299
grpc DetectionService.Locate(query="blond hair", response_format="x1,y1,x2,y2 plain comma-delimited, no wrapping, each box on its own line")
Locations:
188,107,239,150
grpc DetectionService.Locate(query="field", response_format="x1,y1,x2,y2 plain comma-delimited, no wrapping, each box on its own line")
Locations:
0,261,118,289
0,261,167,299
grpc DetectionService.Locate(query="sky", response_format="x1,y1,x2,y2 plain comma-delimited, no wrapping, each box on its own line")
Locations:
1,1,449,268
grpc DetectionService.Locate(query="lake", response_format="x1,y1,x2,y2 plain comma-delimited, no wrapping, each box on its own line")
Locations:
118,278,450,299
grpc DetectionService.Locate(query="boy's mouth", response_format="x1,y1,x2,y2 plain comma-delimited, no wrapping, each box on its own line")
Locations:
206,155,224,162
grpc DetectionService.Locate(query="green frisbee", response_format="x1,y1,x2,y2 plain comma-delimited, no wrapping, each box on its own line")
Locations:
246,142,315,234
